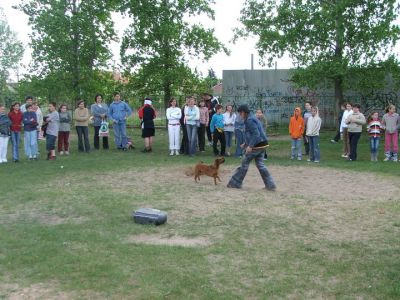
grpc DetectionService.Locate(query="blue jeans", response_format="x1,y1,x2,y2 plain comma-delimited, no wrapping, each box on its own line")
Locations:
370,137,380,154
113,121,127,149
11,131,20,161
228,149,276,189
234,129,244,157
186,124,198,156
291,138,302,159
24,130,38,158
308,135,320,162
224,131,234,148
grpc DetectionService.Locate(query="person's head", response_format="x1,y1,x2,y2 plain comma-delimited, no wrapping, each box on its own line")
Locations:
144,98,152,106
26,104,33,112
199,100,205,107
215,104,223,114
32,101,39,111
95,94,103,104
311,106,319,117
226,104,233,113
237,104,250,119
169,97,177,107
77,99,85,108
187,96,195,107
369,111,379,121
48,102,57,112
113,92,121,101
25,96,33,105
353,103,361,113
294,107,301,117
305,101,311,111
59,104,68,113
386,104,396,114
202,93,212,101
255,108,263,119
0,103,5,114
346,102,352,111
11,102,20,112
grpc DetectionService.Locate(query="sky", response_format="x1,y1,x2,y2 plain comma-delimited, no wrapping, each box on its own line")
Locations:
1,0,294,81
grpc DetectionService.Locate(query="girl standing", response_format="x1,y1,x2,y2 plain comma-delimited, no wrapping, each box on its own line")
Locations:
166,97,181,155
138,98,156,153
210,104,226,157
22,104,38,160
223,104,236,156
44,102,59,160
197,100,209,152
58,104,71,155
382,104,399,162
0,104,11,163
8,102,23,162
184,97,200,157
367,111,383,162
306,106,322,163
74,100,91,153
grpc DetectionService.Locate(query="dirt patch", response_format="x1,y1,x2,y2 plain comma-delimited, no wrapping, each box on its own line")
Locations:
125,233,211,247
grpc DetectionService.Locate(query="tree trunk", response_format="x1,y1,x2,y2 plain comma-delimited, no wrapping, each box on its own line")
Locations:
71,0,80,100
333,3,345,121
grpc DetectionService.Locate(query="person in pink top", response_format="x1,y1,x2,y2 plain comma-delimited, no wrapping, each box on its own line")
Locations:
381,104,399,161
197,100,209,152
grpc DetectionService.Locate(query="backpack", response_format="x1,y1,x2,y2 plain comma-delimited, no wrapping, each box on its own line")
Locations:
99,120,109,137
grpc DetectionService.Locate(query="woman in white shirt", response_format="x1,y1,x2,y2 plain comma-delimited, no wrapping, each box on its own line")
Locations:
223,104,236,156
166,98,182,156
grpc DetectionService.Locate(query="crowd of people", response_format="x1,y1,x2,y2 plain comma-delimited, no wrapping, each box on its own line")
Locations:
0,92,399,166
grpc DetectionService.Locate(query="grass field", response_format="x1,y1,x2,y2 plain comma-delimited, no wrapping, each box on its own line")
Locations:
0,127,399,299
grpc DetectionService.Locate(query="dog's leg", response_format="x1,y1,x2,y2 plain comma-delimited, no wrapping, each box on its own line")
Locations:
217,175,222,182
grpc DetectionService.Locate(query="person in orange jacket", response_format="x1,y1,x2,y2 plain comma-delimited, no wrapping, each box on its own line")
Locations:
289,107,305,160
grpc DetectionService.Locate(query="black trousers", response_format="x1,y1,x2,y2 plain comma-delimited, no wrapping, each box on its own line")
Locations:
94,126,109,149
349,132,361,160
213,130,226,156
76,126,90,152
180,125,189,154
206,125,212,142
198,124,206,151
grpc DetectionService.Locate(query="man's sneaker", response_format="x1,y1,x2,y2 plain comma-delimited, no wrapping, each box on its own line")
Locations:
175,150,180,155
314,160,320,163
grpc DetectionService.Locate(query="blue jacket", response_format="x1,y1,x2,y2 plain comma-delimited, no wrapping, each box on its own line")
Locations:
210,113,224,134
244,114,268,147
23,111,38,132
91,103,109,126
108,101,132,123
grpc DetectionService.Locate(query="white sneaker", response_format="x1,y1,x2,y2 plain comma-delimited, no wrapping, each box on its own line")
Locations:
297,157,302,161
341,154,348,158
60,151,64,155
65,151,69,155
307,159,311,162
384,157,390,161
175,150,180,155
170,150,174,156
314,160,320,163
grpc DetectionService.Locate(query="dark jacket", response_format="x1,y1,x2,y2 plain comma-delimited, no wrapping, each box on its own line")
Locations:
244,114,268,147
0,113,11,136
138,105,155,129
23,111,38,132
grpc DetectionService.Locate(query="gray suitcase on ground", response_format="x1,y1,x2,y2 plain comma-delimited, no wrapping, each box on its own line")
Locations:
133,208,167,225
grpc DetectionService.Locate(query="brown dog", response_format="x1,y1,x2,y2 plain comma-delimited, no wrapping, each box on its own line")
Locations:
194,157,225,185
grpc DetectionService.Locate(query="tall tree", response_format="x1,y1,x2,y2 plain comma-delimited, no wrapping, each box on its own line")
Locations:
120,0,228,107
0,8,23,99
17,0,116,101
236,0,400,109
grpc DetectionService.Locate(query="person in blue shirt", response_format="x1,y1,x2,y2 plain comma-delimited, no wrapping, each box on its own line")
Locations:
23,104,38,160
210,104,226,156
108,92,132,150
227,104,276,191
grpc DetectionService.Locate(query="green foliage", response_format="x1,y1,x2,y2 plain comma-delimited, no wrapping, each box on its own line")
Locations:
237,0,400,105
0,8,23,100
16,0,117,101
119,0,228,107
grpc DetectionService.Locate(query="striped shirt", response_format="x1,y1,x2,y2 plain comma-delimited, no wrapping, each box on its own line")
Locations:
367,120,382,137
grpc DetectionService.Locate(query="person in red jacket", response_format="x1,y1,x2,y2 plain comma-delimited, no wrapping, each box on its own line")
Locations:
289,107,305,160
8,102,23,162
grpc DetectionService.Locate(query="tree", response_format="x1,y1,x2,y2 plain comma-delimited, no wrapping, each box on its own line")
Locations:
120,0,228,107
17,0,117,101
236,0,400,109
0,8,23,100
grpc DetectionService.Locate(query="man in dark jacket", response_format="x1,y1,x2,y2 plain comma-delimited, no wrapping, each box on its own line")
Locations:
227,105,276,191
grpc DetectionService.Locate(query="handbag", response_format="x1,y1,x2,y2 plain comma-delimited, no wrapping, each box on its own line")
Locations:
99,120,109,137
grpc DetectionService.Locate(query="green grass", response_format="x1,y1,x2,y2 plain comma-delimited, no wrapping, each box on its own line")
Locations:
0,127,399,299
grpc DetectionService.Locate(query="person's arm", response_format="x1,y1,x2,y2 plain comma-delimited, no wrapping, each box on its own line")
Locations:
210,115,215,134
205,109,209,125
246,119,261,149
355,114,366,125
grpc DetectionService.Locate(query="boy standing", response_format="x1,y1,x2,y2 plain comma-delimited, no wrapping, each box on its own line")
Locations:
210,104,226,156
346,103,366,161
22,104,38,160
289,107,304,160
302,102,312,156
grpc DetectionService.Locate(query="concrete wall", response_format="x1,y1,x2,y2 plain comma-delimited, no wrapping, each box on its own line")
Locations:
222,69,400,127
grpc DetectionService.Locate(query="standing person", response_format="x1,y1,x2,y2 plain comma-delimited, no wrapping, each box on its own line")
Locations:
210,104,226,156
32,101,43,141
20,96,33,113
203,93,219,146
367,111,383,162
91,94,109,150
381,104,399,162
166,97,182,155
234,110,245,158
58,104,71,155
0,104,11,163
289,107,305,160
108,92,132,150
197,100,209,152
255,108,268,160
179,97,189,155
306,106,322,163
227,105,276,191
331,104,345,143
302,101,312,156
8,102,23,163
223,104,236,156
74,100,91,153
184,96,200,157
22,104,38,160
138,98,156,153
346,103,366,161
340,103,353,158
44,102,59,160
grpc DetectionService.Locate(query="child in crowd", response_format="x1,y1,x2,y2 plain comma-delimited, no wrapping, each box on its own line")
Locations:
306,106,321,163
0,104,11,163
345,103,366,161
23,104,38,160
91,94,109,150
44,102,59,160
166,97,182,155
255,108,268,160
340,103,353,158
8,102,23,162
381,104,399,162
32,101,43,141
223,104,236,156
74,100,91,153
197,100,209,152
210,104,226,156
302,101,312,156
58,104,71,155
289,107,304,160
367,111,382,162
